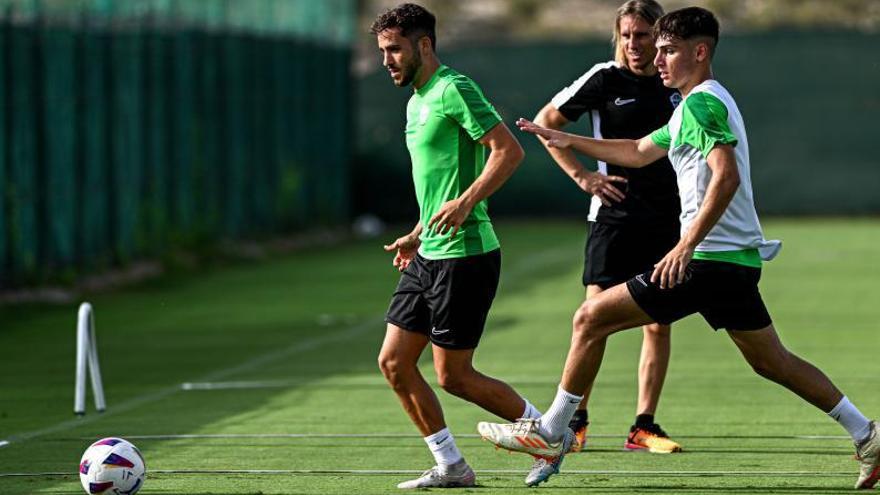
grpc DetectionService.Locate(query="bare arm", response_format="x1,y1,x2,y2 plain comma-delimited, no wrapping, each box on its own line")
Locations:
533,104,627,205
651,144,740,288
517,118,666,169
427,123,524,236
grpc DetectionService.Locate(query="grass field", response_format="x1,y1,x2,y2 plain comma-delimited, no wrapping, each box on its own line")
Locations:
1,219,878,494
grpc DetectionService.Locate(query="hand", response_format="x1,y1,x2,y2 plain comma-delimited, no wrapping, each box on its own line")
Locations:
427,198,471,237
651,242,694,289
383,234,420,272
574,170,627,206
516,118,573,148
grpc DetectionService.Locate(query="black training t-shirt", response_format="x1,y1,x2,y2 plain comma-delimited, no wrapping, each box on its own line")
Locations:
551,61,681,226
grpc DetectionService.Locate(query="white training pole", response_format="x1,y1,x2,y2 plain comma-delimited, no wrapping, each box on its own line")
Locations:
75,302,106,415
74,304,89,415
86,304,106,412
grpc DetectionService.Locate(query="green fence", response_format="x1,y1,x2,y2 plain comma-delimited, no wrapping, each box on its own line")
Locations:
355,31,880,221
0,1,354,286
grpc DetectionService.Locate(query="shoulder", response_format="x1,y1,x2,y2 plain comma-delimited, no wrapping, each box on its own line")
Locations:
584,60,619,78
439,71,494,113
440,76,481,105
687,81,734,109
676,82,739,149
437,67,482,94
570,60,618,88
683,86,730,124
551,60,618,110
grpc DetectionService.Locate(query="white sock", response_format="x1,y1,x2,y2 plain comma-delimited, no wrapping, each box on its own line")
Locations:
829,396,872,444
424,428,463,470
538,385,583,442
521,399,542,420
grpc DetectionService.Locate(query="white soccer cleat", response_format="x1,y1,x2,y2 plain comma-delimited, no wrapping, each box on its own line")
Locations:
396,460,476,489
855,421,880,489
524,429,575,487
477,418,569,458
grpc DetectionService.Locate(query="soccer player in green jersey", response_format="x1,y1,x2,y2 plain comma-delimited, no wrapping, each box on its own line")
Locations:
480,7,880,489
371,3,540,489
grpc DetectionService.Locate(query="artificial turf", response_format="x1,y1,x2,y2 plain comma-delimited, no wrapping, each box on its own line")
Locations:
1,219,877,494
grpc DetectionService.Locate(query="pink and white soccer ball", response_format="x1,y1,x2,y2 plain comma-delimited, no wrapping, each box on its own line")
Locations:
78,437,146,495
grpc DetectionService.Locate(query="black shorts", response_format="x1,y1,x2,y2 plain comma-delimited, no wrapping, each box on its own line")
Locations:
626,259,772,331
385,249,501,350
584,221,679,288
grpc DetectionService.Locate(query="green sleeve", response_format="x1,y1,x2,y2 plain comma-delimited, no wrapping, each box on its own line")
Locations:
650,125,671,149
442,79,502,141
679,92,738,157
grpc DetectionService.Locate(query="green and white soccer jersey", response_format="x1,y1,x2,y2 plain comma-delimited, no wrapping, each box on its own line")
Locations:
405,65,502,259
650,80,781,266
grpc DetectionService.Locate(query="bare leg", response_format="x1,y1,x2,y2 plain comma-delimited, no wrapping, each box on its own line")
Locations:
637,323,671,416
577,286,672,418
378,324,445,435
433,346,525,422
561,284,655,397
727,325,843,412
574,285,604,411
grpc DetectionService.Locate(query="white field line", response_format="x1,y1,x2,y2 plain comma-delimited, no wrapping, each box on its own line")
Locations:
2,246,576,449
193,320,378,384
0,440,9,448
114,432,850,441
177,245,582,396
0,469,856,478
1,319,378,448
180,376,565,391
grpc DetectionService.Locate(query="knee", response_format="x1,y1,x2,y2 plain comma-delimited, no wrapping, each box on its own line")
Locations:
572,300,607,342
436,368,471,399
643,323,670,339
748,360,777,381
746,350,791,382
378,352,407,389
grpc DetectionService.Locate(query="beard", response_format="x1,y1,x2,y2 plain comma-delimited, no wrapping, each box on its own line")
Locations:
394,49,422,87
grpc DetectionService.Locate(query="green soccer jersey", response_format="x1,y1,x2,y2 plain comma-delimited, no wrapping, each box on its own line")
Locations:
405,65,502,259
649,80,781,267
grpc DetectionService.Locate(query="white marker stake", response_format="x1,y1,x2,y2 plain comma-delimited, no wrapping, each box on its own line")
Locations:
74,302,106,415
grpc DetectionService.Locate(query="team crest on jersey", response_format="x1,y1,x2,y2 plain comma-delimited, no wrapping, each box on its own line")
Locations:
418,105,430,125
670,92,683,108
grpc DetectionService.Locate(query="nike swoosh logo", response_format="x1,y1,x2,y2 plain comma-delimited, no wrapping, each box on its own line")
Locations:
614,97,636,106
431,328,450,335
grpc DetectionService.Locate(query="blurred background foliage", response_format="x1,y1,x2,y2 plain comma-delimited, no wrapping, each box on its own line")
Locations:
360,0,880,45
0,0,877,288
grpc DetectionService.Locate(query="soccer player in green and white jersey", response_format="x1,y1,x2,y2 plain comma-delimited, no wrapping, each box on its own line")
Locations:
371,3,543,490
479,7,880,489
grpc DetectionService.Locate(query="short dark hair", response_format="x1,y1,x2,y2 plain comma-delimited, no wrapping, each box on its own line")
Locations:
370,3,437,51
654,7,719,56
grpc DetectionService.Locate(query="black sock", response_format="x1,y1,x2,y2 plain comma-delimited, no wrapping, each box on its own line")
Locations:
570,409,589,424
635,414,654,427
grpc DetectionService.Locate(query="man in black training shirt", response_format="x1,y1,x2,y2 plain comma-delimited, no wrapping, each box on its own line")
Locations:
533,0,682,454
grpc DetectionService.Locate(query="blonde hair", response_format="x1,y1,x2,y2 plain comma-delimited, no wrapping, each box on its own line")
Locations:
612,0,665,66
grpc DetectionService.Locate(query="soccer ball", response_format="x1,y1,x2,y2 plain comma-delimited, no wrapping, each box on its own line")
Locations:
78,437,146,494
